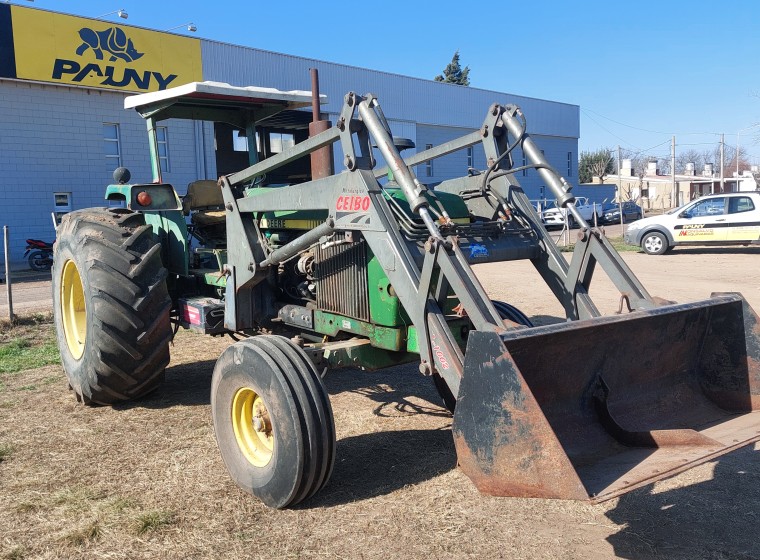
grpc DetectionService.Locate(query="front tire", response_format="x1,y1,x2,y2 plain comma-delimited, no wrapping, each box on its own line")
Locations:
492,300,534,328
211,336,336,509
52,208,172,405
641,231,669,255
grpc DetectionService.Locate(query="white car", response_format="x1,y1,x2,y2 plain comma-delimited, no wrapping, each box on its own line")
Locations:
624,192,760,255
541,197,602,228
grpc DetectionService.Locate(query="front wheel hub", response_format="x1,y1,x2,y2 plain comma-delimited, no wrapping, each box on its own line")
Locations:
232,388,274,467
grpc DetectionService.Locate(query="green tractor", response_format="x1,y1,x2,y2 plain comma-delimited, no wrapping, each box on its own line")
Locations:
53,81,760,508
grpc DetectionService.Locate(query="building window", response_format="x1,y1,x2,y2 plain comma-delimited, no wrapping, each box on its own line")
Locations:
157,126,170,172
53,192,72,225
467,146,474,169
103,123,121,167
567,152,572,177
269,132,295,154
425,144,433,177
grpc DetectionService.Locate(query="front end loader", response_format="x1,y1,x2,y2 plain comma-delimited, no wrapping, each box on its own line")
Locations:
52,81,760,508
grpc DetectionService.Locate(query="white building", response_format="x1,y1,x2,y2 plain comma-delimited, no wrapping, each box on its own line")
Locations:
0,4,580,265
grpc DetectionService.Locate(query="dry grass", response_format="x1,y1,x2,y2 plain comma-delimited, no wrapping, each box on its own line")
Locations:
135,510,177,535
2,292,760,559
0,443,14,462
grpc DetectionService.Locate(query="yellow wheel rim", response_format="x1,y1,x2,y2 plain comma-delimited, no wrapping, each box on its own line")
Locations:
61,259,86,360
232,388,274,467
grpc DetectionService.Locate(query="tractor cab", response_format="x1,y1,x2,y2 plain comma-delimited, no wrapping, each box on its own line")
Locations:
108,81,326,276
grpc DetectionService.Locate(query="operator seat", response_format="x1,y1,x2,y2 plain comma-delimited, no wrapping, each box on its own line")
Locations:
183,180,226,244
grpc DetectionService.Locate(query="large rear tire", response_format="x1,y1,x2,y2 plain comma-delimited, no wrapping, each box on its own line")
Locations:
52,208,172,405
211,336,336,509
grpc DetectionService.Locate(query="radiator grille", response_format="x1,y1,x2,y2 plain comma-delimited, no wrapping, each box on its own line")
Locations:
313,240,370,322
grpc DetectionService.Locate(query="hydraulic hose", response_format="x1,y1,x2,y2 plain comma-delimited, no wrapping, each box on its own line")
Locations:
357,97,444,241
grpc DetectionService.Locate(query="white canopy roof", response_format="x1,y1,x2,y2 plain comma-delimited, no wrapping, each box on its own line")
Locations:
124,80,325,110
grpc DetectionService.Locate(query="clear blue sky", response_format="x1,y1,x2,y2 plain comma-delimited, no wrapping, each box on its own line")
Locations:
21,0,760,165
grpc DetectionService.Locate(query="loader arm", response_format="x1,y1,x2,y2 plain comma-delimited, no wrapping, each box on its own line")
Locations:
222,91,760,503
495,105,655,317
223,93,514,395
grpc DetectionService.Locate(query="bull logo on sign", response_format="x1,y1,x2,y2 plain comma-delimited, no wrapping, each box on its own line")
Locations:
52,25,177,90
76,27,144,63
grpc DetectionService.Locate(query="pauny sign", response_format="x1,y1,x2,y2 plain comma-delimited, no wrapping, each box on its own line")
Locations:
0,4,202,92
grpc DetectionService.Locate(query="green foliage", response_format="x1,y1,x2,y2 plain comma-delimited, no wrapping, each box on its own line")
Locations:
0,336,59,374
434,51,470,86
578,149,615,184
559,236,639,252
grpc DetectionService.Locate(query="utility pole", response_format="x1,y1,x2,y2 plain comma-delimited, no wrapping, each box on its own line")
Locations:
737,131,741,182
617,145,623,228
719,134,724,194
671,136,677,207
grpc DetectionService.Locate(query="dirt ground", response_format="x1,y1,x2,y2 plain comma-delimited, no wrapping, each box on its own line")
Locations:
2,245,760,559
0,272,52,319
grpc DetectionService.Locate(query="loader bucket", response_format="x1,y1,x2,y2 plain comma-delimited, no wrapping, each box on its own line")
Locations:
452,293,760,502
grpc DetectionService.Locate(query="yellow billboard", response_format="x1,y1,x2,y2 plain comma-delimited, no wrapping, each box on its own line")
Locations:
3,5,202,92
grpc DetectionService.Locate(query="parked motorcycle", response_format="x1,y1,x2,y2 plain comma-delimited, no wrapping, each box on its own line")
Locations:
24,239,54,271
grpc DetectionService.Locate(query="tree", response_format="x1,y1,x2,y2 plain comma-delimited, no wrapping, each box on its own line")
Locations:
725,145,750,175
675,149,703,174
675,145,749,175
578,148,614,183
434,51,470,86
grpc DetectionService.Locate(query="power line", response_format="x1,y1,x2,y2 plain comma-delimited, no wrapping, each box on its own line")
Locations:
581,108,722,136
586,115,640,150
677,141,726,147
581,111,641,151
582,113,695,159
619,140,671,160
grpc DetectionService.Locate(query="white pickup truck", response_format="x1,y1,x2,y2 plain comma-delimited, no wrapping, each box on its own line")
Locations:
541,197,601,228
